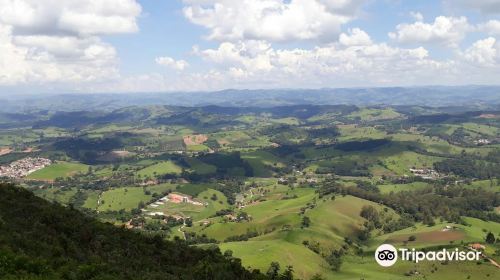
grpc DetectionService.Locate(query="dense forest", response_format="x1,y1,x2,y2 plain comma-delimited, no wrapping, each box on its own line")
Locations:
0,183,268,280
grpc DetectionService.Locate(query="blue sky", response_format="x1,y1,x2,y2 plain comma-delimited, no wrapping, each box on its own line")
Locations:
0,0,500,93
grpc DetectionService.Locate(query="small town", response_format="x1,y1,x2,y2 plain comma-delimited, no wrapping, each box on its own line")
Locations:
0,157,52,179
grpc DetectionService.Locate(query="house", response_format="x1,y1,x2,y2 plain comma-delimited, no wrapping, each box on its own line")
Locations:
409,168,440,180
166,192,205,206
168,193,191,203
224,214,237,221
165,214,184,221
469,243,486,251
278,178,288,185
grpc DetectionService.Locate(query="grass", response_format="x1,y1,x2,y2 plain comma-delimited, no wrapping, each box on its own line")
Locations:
346,108,402,121
27,162,89,180
241,150,285,177
147,188,228,221
33,187,77,204
185,158,216,175
176,183,211,197
220,240,333,279
378,182,431,194
270,117,300,125
136,161,182,178
98,187,150,211
462,123,499,136
97,184,176,211
187,144,210,152
83,191,100,210
337,125,387,141
461,179,500,192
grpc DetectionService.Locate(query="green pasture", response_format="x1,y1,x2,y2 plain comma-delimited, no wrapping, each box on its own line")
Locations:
136,161,182,178
27,162,89,180
185,158,217,174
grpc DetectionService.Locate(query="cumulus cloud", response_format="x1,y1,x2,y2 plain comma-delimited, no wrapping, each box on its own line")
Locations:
182,0,366,42
0,0,141,36
389,16,471,47
155,56,189,71
462,37,499,67
410,11,424,22
0,0,141,86
194,38,450,88
0,24,119,85
339,28,372,46
479,20,500,36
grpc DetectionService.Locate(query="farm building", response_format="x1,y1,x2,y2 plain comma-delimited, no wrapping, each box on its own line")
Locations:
168,193,191,203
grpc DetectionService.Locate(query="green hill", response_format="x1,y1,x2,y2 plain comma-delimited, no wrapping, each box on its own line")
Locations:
0,183,266,280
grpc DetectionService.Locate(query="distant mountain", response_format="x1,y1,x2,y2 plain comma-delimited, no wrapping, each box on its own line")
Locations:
0,183,266,280
1,86,500,113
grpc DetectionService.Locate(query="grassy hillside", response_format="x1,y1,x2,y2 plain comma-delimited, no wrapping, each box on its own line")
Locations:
27,162,89,180
136,161,182,178
0,183,266,280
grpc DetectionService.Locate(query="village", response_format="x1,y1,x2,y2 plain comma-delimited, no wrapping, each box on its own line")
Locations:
0,157,52,179
409,168,441,180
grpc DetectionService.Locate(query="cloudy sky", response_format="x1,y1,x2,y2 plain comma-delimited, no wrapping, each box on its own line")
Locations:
1,0,500,93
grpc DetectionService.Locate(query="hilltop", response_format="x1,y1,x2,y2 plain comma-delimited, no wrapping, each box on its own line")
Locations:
0,183,267,280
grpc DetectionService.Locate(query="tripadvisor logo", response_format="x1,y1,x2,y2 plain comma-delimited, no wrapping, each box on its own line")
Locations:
374,244,481,267
375,244,398,267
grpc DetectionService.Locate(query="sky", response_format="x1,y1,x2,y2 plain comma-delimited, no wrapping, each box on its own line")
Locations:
1,0,500,94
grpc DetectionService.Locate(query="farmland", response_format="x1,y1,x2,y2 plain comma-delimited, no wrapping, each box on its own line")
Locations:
1,103,499,279
27,162,89,180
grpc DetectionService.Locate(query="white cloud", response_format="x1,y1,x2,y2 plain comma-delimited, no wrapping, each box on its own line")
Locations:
0,0,141,36
479,20,500,36
182,0,366,42
0,0,141,86
410,11,424,22
339,28,372,46
462,37,499,67
0,24,119,85
194,39,450,88
155,56,189,71
64,36,500,92
389,16,472,47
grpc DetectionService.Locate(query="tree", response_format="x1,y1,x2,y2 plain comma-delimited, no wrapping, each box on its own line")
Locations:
485,232,496,244
301,216,311,228
326,250,343,271
281,266,294,280
237,211,249,222
310,274,325,280
266,262,280,280
223,250,233,258
360,205,380,228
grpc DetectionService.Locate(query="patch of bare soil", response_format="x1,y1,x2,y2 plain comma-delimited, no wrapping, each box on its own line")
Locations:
183,135,208,145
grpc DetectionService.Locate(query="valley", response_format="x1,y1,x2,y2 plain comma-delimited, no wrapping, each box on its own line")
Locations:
1,104,499,279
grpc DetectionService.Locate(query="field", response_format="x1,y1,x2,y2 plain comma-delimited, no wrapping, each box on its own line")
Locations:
136,161,182,178
33,187,78,204
145,188,228,220
346,108,402,121
97,184,176,211
241,150,285,177
27,162,89,180
185,158,217,174
378,182,431,193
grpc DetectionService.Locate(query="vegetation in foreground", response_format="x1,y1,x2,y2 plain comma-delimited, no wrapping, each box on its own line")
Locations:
0,183,269,280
